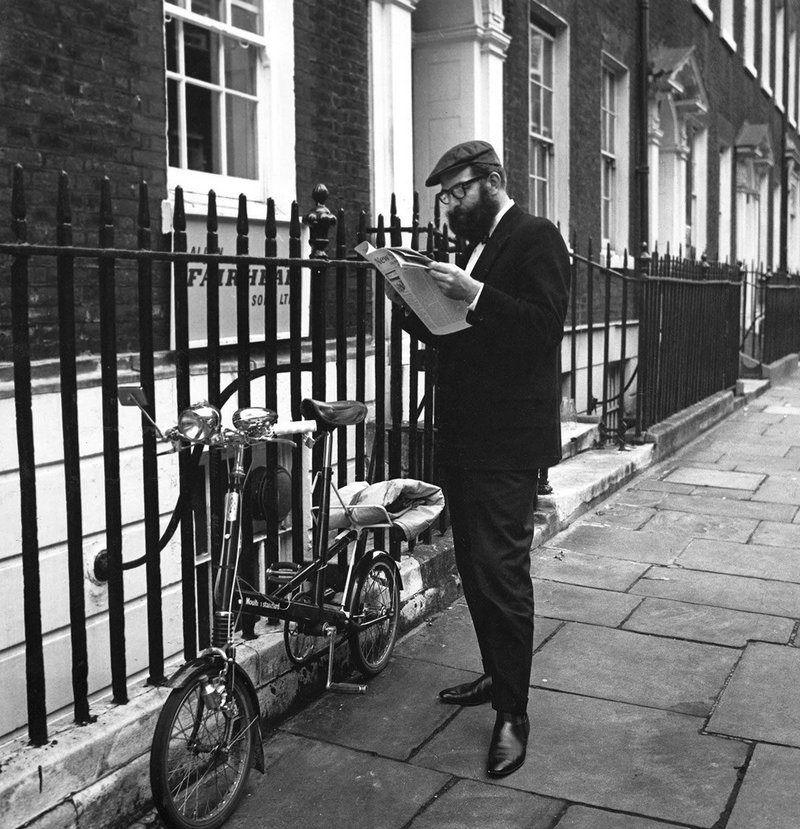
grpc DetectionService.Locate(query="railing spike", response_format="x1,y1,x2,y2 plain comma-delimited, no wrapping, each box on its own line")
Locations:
57,171,72,226
99,176,113,227
11,163,26,225
237,193,248,236
173,186,186,232
137,181,150,230
207,190,217,233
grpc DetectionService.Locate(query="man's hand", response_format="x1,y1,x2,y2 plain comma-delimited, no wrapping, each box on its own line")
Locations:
427,262,481,304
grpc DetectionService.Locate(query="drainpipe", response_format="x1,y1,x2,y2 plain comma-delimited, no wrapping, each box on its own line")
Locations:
779,5,789,277
637,0,650,253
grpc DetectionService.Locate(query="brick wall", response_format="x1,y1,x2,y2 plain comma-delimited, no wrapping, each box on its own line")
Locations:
0,0,169,360
293,0,371,232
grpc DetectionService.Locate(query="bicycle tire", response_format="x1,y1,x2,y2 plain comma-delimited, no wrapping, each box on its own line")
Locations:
150,672,258,829
347,552,400,677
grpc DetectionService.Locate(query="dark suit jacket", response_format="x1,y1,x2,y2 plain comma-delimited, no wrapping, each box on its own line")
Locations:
402,205,570,470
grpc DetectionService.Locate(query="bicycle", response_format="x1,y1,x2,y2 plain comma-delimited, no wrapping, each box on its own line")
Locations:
119,389,411,829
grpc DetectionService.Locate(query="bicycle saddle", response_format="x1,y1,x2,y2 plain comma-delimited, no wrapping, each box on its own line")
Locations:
301,398,368,429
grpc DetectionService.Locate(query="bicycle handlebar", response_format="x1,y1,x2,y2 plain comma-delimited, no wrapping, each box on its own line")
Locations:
271,419,317,437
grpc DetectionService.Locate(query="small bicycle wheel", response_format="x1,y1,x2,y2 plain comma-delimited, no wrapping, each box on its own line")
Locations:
348,552,400,677
284,594,328,666
150,671,258,829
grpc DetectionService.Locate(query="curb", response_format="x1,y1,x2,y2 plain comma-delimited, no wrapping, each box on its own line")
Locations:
3,380,776,829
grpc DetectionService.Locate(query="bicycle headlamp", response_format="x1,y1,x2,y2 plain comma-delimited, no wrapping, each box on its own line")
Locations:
177,402,221,441
232,406,278,437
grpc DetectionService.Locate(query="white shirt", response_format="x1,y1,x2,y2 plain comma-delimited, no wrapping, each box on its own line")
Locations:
464,200,515,311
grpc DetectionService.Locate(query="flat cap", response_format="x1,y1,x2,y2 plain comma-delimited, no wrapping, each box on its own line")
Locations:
425,140,501,187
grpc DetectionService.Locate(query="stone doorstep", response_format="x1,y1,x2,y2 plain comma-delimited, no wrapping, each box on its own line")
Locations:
2,378,775,829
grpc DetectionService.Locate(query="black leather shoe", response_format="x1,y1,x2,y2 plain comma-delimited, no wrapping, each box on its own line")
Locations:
486,711,529,777
438,674,492,706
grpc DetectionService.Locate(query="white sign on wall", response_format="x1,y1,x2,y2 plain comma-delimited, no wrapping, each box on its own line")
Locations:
176,217,309,348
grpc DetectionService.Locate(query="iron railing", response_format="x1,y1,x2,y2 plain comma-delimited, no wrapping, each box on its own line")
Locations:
3,163,796,746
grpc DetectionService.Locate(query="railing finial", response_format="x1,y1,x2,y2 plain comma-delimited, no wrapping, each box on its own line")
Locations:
304,183,337,260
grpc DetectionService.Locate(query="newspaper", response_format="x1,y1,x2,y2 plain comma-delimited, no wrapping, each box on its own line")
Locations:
355,241,470,336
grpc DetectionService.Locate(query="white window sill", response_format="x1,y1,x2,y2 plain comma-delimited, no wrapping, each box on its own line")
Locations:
744,61,758,79
720,31,737,53
692,0,713,23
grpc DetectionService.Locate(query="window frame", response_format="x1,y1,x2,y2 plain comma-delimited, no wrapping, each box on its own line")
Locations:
744,0,757,76
719,0,737,51
761,0,774,95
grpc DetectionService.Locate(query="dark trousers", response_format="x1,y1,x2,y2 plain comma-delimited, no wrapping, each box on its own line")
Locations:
443,465,539,714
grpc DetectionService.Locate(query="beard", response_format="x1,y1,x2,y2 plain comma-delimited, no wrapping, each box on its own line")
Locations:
447,182,499,243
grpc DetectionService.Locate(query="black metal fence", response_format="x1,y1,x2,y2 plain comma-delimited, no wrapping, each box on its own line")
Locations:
636,249,743,430
1,163,793,746
740,265,800,365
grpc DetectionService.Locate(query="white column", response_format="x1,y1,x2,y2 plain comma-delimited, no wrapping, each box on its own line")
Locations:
412,0,510,219
369,0,419,222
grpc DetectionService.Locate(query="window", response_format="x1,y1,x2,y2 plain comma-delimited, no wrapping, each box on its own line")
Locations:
601,66,617,247
720,0,736,50
529,25,554,218
762,0,773,93
166,0,263,181
163,0,301,212
744,0,757,74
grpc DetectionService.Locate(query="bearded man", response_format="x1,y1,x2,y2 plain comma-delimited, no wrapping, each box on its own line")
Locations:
387,140,570,776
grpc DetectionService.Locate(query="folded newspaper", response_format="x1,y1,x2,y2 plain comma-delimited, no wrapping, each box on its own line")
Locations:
355,241,470,335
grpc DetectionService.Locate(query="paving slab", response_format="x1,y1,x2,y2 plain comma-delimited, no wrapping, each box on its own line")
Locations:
639,509,757,543
394,600,562,670
578,503,656,529
225,731,450,829
763,404,800,416
658,492,796,522
406,778,563,829
531,623,738,715
726,744,800,829
752,476,800,505
707,641,800,746
610,487,671,508
750,519,800,547
661,467,765,490
622,596,794,647
284,656,471,760
677,537,800,582
688,486,756,500
551,524,689,564
394,601,483,673
556,805,688,828
630,566,800,617
727,454,800,473
532,547,650,591
630,479,695,494
533,579,643,626
411,690,747,827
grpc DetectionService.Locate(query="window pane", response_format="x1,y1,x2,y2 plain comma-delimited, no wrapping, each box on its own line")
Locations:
167,79,180,167
232,0,260,34
542,37,553,87
224,37,256,93
191,0,223,21
186,84,220,172
542,88,553,137
166,19,178,72
530,86,541,134
184,23,219,83
226,94,258,178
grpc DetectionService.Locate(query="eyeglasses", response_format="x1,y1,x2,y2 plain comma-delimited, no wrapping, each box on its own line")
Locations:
436,175,486,205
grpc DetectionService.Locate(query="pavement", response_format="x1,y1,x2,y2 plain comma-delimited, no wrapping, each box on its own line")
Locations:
121,371,800,828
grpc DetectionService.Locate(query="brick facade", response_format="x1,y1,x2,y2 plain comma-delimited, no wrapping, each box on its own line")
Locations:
0,0,169,359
